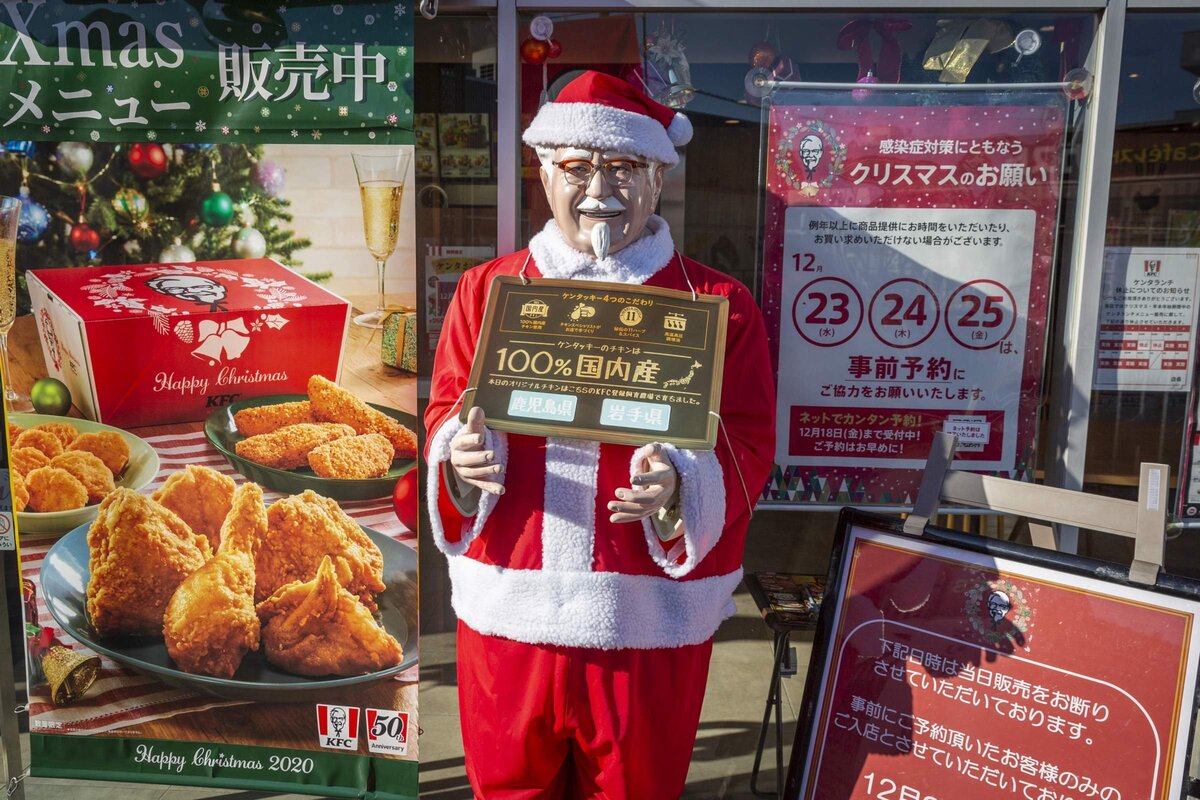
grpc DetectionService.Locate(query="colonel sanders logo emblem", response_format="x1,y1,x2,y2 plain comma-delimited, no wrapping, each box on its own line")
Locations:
145,275,228,312
962,578,1036,652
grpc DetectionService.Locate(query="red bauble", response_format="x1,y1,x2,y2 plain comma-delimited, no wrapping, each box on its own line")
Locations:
393,470,419,532
749,41,777,69
127,142,167,179
547,39,563,59
68,222,100,253
520,37,549,65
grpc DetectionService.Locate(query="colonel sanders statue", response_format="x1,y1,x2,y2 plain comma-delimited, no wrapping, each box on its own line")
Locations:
425,71,776,798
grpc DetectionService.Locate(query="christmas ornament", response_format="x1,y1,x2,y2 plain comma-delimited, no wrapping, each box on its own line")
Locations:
852,72,880,102
127,142,168,179
160,238,197,262
40,644,100,705
4,140,35,158
253,159,286,197
644,25,694,108
520,37,549,65
547,39,562,59
112,188,148,222
233,226,267,258
31,377,72,416
393,470,418,531
55,142,94,176
68,222,100,254
200,185,235,226
17,187,49,242
749,41,777,69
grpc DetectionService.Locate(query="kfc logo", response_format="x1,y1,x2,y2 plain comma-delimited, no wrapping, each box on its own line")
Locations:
365,708,409,756
1144,259,1162,275
316,704,360,751
145,274,229,311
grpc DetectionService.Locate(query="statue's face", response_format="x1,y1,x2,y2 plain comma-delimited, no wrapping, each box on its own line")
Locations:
540,147,663,259
800,136,824,172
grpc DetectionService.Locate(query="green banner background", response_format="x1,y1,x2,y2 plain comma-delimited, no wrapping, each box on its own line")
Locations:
0,2,413,144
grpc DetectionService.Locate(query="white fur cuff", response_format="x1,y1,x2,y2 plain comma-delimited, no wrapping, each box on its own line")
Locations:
634,443,726,579
425,414,506,556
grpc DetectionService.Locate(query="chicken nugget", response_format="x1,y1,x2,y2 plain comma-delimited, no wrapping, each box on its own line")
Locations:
152,465,236,546
11,471,27,513
233,401,316,437
235,423,355,470
308,433,394,479
7,422,22,443
11,447,49,478
15,429,64,460
50,451,115,504
25,466,87,512
68,431,130,476
31,422,80,449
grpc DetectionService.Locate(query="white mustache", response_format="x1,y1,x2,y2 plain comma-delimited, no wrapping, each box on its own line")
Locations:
576,196,625,213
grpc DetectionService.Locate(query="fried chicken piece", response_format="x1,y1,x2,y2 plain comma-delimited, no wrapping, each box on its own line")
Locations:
308,375,417,457
11,447,49,478
164,483,263,677
7,422,22,443
307,433,394,479
255,489,384,603
25,467,87,512
257,555,402,677
152,465,235,547
233,401,316,437
68,431,130,476
50,451,114,504
11,471,27,513
234,423,355,471
15,429,63,460
86,488,212,637
31,422,80,449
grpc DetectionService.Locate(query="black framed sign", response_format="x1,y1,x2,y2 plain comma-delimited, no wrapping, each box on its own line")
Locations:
463,276,728,449
787,509,1200,800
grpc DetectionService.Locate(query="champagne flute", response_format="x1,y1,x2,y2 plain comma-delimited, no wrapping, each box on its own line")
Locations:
0,196,30,412
352,150,412,328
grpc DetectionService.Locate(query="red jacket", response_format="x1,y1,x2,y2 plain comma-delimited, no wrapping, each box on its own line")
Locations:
425,224,775,650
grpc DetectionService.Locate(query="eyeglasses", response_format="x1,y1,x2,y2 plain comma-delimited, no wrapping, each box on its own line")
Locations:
552,158,649,187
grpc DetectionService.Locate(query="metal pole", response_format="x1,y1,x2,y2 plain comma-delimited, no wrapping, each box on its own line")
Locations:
496,0,520,255
0,552,26,800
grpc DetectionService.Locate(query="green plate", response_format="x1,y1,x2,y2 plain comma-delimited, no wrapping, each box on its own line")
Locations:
205,394,416,501
10,413,160,535
41,519,417,702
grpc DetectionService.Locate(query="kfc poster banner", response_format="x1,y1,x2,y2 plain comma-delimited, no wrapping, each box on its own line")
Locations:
761,92,1068,505
2,3,419,798
788,513,1200,800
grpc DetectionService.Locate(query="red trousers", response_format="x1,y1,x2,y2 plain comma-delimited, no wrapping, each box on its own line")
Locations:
456,621,714,799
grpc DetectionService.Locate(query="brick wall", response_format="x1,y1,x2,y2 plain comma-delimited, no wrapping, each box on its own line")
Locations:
261,144,416,302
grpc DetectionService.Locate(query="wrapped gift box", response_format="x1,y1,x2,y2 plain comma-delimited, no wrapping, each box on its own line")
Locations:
381,307,417,373
27,258,351,428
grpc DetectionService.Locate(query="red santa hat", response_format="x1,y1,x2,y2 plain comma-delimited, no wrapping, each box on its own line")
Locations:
523,70,693,167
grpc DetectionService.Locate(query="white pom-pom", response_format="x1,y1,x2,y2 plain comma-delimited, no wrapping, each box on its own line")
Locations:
667,112,693,147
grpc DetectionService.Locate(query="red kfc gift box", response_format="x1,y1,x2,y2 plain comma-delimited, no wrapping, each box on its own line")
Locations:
27,259,351,427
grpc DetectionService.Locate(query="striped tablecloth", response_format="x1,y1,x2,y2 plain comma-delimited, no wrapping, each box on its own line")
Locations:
19,431,416,735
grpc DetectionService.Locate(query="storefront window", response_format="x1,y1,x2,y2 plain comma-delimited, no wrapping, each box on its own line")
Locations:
415,14,498,378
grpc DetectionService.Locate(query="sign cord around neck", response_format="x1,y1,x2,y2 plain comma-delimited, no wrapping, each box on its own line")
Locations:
712,411,753,518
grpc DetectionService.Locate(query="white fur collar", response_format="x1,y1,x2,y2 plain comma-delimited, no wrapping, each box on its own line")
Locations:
528,214,675,285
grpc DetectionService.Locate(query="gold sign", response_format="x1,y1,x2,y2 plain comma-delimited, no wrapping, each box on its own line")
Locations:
463,276,729,449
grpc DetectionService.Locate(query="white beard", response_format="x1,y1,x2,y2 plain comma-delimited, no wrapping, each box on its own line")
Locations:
591,222,611,261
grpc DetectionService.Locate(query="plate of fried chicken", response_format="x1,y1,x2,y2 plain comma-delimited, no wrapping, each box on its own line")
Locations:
39,468,416,702
205,375,418,501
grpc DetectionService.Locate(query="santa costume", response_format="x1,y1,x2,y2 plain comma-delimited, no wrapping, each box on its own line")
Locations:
425,71,776,799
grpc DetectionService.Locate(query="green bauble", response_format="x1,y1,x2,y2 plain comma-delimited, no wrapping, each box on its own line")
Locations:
200,191,235,226
112,188,148,222
31,378,72,416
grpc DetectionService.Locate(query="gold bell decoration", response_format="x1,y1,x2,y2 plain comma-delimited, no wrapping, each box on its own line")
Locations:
41,645,101,706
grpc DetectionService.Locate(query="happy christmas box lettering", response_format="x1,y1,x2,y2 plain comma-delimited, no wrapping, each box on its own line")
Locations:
27,259,351,427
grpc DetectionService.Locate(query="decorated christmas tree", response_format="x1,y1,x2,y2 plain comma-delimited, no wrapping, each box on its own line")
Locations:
0,141,313,314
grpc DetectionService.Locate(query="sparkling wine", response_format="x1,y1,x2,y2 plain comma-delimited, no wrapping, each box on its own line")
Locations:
0,238,15,332
359,181,404,262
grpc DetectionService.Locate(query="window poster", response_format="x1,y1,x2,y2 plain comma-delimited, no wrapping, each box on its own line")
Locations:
1094,247,1200,392
760,92,1068,505
1,2,418,797
789,513,1200,800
